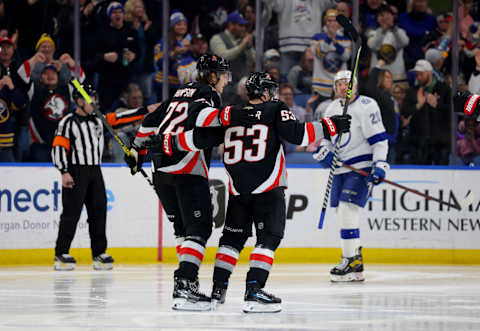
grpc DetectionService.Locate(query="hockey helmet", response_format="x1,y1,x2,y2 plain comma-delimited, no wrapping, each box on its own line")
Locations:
72,83,97,103
245,72,279,99
197,54,231,81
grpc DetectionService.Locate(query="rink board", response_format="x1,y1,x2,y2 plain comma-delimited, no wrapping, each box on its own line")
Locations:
0,164,479,265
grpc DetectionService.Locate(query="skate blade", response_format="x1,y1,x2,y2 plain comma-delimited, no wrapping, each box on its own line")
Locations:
211,299,224,311
172,298,211,311
54,262,75,271
330,272,365,282
93,262,113,271
243,301,281,313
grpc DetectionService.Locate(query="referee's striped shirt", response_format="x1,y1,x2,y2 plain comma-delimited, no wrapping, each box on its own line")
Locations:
52,108,147,173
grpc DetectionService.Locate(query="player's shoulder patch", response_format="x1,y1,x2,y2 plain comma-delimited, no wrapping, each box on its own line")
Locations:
360,96,373,105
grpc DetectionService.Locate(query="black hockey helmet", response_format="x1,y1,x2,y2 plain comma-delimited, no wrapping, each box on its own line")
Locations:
245,72,278,99
197,54,231,81
72,83,97,103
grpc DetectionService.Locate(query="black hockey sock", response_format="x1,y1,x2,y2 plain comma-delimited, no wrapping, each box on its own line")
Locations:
246,267,269,289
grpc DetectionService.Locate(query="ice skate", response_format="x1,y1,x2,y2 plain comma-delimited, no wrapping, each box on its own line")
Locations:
330,247,364,282
172,277,211,311
54,254,76,271
211,282,227,310
93,253,114,270
243,286,281,313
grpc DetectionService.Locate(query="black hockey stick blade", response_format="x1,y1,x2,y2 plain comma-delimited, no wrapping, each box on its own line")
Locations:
336,14,359,42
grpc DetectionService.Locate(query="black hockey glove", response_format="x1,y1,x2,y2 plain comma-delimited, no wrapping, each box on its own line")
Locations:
145,133,179,162
454,91,480,118
321,114,352,137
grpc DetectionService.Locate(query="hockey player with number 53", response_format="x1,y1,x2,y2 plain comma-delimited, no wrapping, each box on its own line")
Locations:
313,70,389,282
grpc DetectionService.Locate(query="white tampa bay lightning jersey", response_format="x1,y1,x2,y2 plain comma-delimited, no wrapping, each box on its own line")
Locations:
323,95,388,174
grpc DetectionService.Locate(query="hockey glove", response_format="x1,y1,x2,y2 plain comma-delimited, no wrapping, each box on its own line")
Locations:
145,133,179,160
366,161,389,185
220,105,259,126
312,145,335,168
321,114,352,137
124,146,144,175
454,91,480,119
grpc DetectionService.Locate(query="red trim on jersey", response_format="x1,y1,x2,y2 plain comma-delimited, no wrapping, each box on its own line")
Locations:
180,247,204,261
202,109,219,127
322,117,338,136
306,122,316,143
228,181,235,195
250,253,274,265
220,106,232,126
176,245,181,255
136,130,155,138
171,151,199,175
262,152,285,192
23,60,31,78
465,94,480,115
216,253,238,266
138,149,147,155
177,132,192,151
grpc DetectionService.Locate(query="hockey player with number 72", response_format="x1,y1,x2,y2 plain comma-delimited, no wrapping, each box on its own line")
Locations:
312,69,389,282
147,72,352,313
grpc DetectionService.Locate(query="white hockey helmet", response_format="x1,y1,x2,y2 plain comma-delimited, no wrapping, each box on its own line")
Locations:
334,70,352,85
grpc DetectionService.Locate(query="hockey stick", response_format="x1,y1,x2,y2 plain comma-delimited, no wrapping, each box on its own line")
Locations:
341,163,475,211
318,15,361,229
71,79,154,187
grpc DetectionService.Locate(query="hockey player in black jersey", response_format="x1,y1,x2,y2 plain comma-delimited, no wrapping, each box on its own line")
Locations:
124,54,234,311
147,72,351,313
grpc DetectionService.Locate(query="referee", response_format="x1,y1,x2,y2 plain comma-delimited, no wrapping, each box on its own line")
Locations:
51,84,147,271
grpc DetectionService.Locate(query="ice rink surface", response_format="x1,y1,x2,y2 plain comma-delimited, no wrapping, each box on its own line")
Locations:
1,263,480,331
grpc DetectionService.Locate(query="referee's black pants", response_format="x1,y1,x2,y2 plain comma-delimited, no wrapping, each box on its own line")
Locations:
55,165,107,258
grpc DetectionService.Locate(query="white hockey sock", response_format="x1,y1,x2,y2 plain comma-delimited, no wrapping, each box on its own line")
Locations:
337,202,361,258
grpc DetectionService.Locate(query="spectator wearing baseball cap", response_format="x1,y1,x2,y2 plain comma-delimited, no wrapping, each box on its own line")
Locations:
422,12,452,55
90,0,138,112
210,11,255,84
399,57,452,165
191,34,208,60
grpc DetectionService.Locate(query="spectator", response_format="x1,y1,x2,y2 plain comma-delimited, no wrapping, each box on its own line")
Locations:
468,48,480,94
29,34,86,86
287,47,314,94
263,48,280,70
191,33,208,60
392,83,407,109
311,9,351,102
367,5,409,85
400,59,451,165
422,13,453,53
92,2,138,112
365,62,399,163
0,36,29,161
18,62,71,162
266,66,281,83
452,117,480,166
425,48,448,83
210,11,255,84
106,83,147,162
267,0,336,77
125,0,157,104
336,1,351,20
0,67,28,162
360,0,383,32
154,10,195,99
398,0,436,70
240,2,256,34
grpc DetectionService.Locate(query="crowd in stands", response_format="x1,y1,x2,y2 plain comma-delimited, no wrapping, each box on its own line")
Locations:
0,0,479,166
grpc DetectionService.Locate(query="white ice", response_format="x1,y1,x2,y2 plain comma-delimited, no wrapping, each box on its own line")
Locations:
1,264,480,331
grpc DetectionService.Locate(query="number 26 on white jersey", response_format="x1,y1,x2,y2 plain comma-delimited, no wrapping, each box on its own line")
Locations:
224,124,269,165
